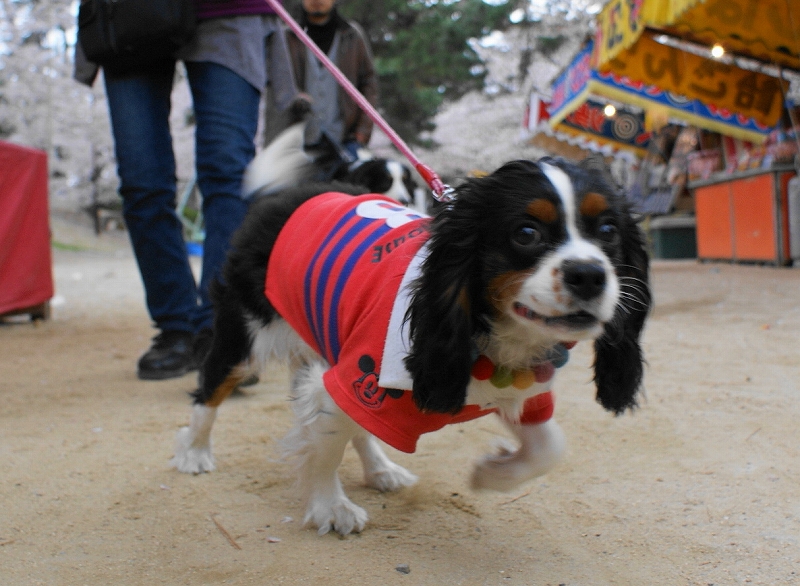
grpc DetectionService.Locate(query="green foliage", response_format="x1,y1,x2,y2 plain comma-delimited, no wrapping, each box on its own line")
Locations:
334,0,516,143
536,34,567,57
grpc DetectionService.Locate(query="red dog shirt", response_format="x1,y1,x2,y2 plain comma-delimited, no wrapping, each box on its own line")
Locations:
266,192,554,453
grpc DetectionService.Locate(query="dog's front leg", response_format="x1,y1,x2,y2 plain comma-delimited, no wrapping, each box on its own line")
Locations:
301,423,367,536
470,418,566,492
286,362,369,536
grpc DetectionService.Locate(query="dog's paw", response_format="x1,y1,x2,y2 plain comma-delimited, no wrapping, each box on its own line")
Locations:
305,495,369,536
470,447,530,492
170,426,215,474
364,462,418,492
470,421,566,492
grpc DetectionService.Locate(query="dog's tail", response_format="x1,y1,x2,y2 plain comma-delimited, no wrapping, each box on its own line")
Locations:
242,122,317,200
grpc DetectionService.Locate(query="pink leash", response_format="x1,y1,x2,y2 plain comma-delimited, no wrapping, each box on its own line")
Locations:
265,0,453,202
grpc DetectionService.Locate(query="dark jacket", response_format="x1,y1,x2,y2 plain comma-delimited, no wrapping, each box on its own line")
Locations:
284,13,377,146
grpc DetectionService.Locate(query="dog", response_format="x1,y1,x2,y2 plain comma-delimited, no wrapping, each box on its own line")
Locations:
171,157,652,536
242,121,424,210
344,155,424,210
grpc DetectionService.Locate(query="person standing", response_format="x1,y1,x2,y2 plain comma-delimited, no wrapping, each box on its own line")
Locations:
283,0,377,162
74,0,297,380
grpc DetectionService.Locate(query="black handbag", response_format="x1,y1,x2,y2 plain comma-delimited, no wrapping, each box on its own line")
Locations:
77,0,196,73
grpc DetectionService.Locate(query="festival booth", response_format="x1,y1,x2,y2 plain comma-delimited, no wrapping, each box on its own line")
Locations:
526,91,651,159
550,42,777,144
592,0,792,132
546,39,777,238
588,0,800,264
542,0,800,263
0,141,53,320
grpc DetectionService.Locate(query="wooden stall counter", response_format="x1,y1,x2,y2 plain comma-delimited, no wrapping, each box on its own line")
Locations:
691,165,797,265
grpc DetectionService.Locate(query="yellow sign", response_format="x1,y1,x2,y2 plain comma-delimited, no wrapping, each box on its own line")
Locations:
593,0,704,67
596,0,800,72
593,0,646,68
663,0,800,72
603,33,787,127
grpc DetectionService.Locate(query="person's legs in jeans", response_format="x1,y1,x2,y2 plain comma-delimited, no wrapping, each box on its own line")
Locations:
185,62,258,339
104,62,199,379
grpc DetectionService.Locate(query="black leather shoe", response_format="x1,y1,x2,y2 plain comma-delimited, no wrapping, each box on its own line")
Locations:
137,330,196,380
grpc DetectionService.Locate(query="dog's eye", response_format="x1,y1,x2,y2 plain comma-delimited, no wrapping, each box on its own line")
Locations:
512,224,543,248
597,220,619,242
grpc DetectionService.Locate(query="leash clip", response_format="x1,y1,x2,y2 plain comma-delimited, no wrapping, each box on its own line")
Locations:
415,163,455,203
433,184,456,203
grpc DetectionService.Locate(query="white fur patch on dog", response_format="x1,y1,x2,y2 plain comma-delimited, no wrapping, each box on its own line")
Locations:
470,418,566,492
280,361,417,535
242,123,314,198
383,160,411,204
248,316,317,371
281,361,369,535
170,404,217,474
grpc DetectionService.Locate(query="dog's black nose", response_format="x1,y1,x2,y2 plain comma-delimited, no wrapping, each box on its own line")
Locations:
562,260,606,301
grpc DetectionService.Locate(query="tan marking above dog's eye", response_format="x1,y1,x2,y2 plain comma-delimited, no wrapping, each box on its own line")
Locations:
526,199,558,223
580,192,610,217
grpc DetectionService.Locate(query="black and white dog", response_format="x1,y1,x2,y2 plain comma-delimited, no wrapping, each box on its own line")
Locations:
172,157,651,536
242,121,424,210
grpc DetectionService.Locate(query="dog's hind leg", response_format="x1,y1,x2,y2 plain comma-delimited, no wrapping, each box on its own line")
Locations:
283,362,369,536
171,402,220,474
352,433,418,492
171,305,254,474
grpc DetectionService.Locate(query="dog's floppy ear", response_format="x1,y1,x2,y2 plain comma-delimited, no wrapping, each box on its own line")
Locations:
404,187,487,414
593,203,652,414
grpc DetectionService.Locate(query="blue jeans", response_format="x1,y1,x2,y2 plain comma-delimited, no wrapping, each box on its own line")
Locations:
104,61,258,333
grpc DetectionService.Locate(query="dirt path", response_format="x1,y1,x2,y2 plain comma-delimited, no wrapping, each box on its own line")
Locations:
2,228,799,585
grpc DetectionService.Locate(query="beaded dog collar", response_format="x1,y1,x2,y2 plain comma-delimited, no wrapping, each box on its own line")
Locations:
471,342,576,389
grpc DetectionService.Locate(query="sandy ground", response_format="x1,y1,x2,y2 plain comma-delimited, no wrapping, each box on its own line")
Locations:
2,218,800,586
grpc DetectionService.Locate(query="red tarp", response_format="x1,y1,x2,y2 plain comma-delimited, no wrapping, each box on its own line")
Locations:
0,140,53,315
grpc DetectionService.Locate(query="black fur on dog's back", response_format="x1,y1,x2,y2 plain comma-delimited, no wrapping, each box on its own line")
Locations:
193,182,371,404
223,182,371,319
